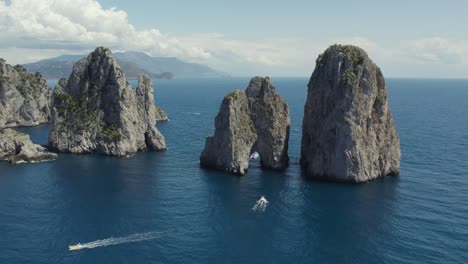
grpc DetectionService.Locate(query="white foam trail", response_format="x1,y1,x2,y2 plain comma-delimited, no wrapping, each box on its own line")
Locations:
75,231,164,250
252,196,269,212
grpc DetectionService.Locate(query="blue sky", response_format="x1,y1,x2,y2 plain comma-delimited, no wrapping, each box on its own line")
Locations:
1,0,468,77
98,1,467,40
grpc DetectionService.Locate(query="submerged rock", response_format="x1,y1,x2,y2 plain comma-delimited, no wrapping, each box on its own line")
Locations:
0,59,52,128
0,128,57,164
200,77,290,175
301,45,400,183
48,47,166,156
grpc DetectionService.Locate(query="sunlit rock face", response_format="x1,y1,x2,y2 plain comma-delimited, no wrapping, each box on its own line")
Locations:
201,77,290,175
0,129,57,165
48,47,166,156
301,45,400,183
0,59,52,128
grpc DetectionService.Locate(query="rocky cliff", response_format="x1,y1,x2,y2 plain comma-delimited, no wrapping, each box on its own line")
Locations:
0,129,57,164
155,106,168,121
48,47,166,156
200,77,290,175
301,45,400,183
0,59,52,127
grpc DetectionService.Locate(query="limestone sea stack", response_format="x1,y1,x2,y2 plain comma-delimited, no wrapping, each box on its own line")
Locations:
201,77,290,175
301,45,400,183
48,47,166,156
0,129,57,164
0,59,52,127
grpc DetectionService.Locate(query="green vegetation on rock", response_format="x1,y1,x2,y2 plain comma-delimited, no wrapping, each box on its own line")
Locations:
101,123,122,142
254,98,269,112
224,91,236,100
54,92,98,132
341,68,357,82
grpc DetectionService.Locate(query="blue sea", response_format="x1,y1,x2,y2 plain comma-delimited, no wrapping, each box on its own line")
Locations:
0,78,467,263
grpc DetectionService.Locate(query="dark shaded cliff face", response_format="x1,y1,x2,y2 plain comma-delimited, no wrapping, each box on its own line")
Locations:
200,77,290,175
301,45,400,183
0,60,52,128
48,47,166,156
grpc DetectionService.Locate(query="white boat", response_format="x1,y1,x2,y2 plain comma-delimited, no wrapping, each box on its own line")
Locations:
69,243,83,251
259,196,268,204
250,152,259,160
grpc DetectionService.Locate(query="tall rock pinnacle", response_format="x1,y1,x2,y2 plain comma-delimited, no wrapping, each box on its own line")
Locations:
301,45,400,183
48,47,166,156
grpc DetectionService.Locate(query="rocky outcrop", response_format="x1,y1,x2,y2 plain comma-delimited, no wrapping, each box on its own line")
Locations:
48,47,166,156
301,45,400,183
0,128,57,164
0,59,52,128
200,77,290,175
155,106,168,121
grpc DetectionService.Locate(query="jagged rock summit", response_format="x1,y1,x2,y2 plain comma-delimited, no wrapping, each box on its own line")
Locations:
0,59,52,127
200,77,290,175
48,47,166,156
0,129,57,165
301,44,400,183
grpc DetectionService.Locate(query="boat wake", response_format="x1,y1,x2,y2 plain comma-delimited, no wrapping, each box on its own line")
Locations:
69,231,164,251
252,196,269,212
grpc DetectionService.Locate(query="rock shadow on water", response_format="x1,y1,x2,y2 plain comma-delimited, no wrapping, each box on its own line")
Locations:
300,168,401,185
296,176,400,262
50,152,164,222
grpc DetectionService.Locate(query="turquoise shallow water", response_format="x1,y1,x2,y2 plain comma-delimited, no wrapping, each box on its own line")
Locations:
0,78,467,263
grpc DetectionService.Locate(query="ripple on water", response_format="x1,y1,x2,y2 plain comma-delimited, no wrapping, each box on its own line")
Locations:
0,78,467,263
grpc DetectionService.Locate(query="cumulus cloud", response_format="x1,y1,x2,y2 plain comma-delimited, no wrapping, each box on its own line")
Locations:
330,36,468,77
337,37,377,50
0,0,468,77
0,0,212,59
402,37,468,64
177,33,325,68
0,0,323,75
335,36,389,64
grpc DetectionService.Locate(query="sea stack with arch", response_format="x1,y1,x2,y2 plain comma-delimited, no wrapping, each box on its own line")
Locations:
200,76,290,175
301,44,401,183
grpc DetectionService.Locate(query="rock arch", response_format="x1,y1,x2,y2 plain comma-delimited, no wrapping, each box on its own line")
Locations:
200,77,290,175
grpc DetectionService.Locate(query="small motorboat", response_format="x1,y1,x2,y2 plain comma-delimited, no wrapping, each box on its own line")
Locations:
250,152,259,160
259,196,268,204
69,243,83,251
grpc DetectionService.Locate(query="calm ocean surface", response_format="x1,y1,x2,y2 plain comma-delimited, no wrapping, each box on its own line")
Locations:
0,78,467,263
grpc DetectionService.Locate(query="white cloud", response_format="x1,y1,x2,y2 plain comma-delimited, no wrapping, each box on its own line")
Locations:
335,36,389,64
177,33,325,69
0,0,322,75
0,0,212,59
0,0,325,76
336,36,468,66
0,0,468,77
402,37,468,64
331,36,468,78
337,37,377,50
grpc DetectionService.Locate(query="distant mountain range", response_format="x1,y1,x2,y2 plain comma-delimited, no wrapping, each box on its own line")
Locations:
23,51,228,79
